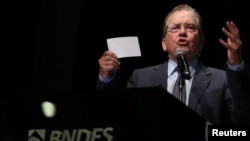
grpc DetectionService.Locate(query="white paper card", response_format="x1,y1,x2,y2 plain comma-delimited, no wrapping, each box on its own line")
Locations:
107,36,141,58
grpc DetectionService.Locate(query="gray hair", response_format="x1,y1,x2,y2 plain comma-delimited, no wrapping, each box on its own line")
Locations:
162,4,204,39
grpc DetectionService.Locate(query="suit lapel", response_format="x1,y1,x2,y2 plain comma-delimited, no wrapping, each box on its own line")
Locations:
149,60,212,111
188,62,212,110
151,61,168,91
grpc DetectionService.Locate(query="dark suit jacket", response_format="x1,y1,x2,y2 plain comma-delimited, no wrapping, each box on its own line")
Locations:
96,60,250,124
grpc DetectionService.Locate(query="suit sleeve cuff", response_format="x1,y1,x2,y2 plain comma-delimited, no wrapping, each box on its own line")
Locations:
99,73,116,83
227,60,244,71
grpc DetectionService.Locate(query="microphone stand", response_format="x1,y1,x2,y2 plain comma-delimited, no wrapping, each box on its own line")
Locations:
178,74,185,102
175,49,191,104
177,56,190,104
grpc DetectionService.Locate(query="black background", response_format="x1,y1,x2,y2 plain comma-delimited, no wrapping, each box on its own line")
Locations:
4,0,250,95
1,0,250,141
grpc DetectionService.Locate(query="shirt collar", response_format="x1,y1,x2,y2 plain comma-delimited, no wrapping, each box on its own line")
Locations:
168,59,178,76
168,59,198,77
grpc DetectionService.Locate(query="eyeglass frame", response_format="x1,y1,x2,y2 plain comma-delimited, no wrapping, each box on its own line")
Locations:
166,23,198,33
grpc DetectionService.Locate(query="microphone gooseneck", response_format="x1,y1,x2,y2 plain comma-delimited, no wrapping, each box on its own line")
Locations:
174,49,191,80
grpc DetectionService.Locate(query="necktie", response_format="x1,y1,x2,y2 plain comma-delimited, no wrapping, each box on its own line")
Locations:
172,71,186,104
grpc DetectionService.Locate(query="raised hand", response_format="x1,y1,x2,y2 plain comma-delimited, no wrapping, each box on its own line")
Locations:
219,21,242,65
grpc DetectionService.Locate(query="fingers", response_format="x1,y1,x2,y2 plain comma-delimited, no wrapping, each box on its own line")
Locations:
218,38,229,49
98,51,120,78
221,21,240,39
100,51,120,68
219,21,243,65
103,51,118,58
226,21,239,35
219,21,242,49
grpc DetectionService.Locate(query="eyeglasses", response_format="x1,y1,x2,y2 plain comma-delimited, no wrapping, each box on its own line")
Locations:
167,23,197,33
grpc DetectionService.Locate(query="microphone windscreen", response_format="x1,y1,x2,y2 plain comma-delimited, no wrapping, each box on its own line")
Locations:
174,49,186,58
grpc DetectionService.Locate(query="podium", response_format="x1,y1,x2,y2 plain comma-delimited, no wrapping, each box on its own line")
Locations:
1,87,206,141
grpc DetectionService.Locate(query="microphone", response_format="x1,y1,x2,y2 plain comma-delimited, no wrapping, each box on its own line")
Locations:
174,49,191,79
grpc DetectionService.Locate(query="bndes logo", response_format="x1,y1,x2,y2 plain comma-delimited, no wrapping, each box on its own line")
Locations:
28,129,46,141
28,127,114,141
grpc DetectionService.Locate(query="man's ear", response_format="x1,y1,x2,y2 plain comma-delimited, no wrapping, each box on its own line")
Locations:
162,38,167,52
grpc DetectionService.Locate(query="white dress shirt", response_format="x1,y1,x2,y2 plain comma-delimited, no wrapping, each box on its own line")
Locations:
167,59,198,106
